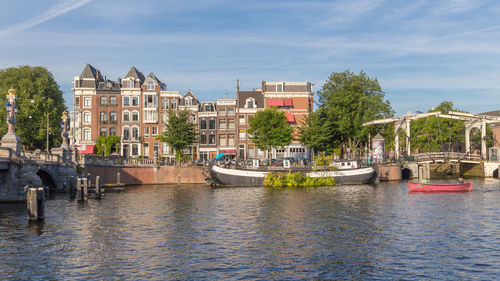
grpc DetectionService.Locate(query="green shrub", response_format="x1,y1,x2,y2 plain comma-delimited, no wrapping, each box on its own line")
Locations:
264,171,335,188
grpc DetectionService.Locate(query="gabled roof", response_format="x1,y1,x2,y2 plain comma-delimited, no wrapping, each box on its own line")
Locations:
80,63,104,81
180,90,199,106
124,66,145,82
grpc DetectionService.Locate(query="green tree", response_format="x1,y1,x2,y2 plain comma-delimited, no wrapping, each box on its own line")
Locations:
248,107,293,163
95,136,121,156
317,70,394,153
0,66,66,150
298,111,334,155
156,109,197,165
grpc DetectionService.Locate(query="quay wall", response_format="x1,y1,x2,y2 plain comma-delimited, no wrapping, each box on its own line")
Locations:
377,164,402,181
84,165,207,186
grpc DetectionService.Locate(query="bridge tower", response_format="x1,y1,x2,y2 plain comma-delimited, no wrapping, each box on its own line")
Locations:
0,88,22,155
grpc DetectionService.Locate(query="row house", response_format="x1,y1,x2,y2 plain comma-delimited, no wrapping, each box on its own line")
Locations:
71,64,314,161
198,101,217,160
235,82,265,161
216,97,237,159
262,81,314,160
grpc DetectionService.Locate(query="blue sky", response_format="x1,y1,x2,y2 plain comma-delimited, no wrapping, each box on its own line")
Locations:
1,0,500,115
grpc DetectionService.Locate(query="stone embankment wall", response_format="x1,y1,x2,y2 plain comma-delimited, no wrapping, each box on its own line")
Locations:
84,165,207,186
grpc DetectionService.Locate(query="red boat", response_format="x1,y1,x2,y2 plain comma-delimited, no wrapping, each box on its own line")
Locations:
408,182,473,192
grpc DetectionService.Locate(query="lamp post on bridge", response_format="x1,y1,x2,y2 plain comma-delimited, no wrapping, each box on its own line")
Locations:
1,88,22,155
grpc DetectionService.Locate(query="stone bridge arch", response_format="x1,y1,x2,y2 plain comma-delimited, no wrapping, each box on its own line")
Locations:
37,166,63,192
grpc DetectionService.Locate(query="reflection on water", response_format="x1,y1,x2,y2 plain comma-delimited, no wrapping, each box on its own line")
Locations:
1,180,500,280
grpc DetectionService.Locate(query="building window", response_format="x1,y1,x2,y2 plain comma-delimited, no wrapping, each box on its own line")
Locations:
100,127,107,137
132,144,138,156
162,143,169,154
152,126,158,136
185,97,192,105
83,97,91,107
123,127,130,140
144,94,157,109
209,120,215,130
200,134,207,144
132,127,139,140
132,96,139,106
162,99,169,110
123,111,130,122
162,113,168,123
100,96,107,105
123,96,130,106
83,129,91,141
75,97,80,107
228,119,235,129
144,110,158,122
219,134,227,146
227,107,235,115
219,119,226,129
239,115,245,125
204,104,212,111
83,111,91,124
127,80,135,88
239,129,245,140
209,134,216,144
132,111,139,122
248,114,254,121
110,112,117,123
110,96,117,105
109,127,117,136
147,82,155,90
219,107,226,115
171,99,177,109
100,112,107,123
246,98,255,108
143,142,149,157
190,114,196,123
144,126,150,137
200,120,207,130
277,83,283,92
248,144,255,158
228,134,235,146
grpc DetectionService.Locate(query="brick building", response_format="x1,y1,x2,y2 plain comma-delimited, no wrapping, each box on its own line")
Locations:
198,101,217,160
216,97,237,159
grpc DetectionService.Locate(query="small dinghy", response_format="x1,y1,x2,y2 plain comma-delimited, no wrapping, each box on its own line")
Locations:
408,182,473,192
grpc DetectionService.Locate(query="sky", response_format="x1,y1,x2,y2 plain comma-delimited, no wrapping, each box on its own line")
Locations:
1,0,500,115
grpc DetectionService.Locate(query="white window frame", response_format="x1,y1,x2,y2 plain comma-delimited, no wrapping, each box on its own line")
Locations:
245,98,255,108
83,128,91,141
83,96,91,108
132,96,139,107
83,111,91,124
185,97,193,105
123,110,130,122
131,110,139,122
132,126,139,140
122,126,130,140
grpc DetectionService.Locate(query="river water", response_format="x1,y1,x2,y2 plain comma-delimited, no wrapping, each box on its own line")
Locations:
1,179,500,280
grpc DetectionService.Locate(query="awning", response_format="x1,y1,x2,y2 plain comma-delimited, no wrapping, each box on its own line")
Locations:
78,145,95,154
268,98,284,106
219,149,236,155
286,114,295,122
284,98,293,106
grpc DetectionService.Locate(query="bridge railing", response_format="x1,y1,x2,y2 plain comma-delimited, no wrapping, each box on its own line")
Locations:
78,154,157,167
410,152,482,162
22,150,63,163
0,147,12,158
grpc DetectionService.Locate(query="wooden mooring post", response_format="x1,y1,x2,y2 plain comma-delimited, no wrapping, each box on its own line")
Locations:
117,172,121,185
69,176,77,199
95,176,104,199
76,178,88,202
27,187,45,221
418,166,423,183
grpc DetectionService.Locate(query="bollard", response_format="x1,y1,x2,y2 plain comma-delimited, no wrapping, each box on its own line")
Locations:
69,176,76,199
418,166,423,183
178,174,181,186
426,165,431,180
96,176,101,199
117,172,121,185
76,178,82,201
82,178,88,201
27,187,45,221
87,173,91,189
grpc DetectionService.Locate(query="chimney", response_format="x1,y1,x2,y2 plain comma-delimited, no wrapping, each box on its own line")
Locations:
237,79,240,93
118,77,121,85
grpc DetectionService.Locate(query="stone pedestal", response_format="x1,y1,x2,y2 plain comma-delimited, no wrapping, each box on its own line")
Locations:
1,131,21,155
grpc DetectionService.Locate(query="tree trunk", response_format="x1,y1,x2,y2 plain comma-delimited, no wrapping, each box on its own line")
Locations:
176,149,181,167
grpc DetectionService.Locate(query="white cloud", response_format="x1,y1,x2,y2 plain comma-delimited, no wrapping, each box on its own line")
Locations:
0,0,92,38
431,0,485,15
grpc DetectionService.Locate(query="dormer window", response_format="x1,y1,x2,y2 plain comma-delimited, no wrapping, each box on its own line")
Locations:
245,98,255,108
127,80,135,88
277,83,284,92
185,97,193,105
147,82,155,90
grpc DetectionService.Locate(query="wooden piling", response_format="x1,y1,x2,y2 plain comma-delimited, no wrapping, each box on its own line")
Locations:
77,178,88,202
95,176,101,199
82,178,88,201
117,172,121,185
69,176,76,199
27,187,45,221
418,166,423,183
